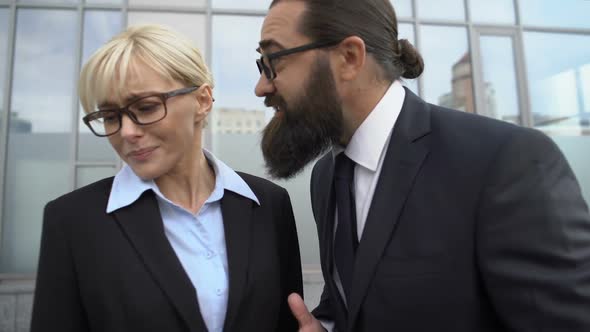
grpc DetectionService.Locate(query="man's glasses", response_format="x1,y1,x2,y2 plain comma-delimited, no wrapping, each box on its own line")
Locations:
256,40,342,81
82,86,199,137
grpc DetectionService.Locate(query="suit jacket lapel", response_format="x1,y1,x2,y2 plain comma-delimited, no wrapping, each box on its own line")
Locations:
221,190,254,332
113,190,208,332
348,89,431,328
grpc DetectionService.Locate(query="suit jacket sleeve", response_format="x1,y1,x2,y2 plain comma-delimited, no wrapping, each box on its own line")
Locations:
30,200,90,332
477,128,590,331
276,188,303,332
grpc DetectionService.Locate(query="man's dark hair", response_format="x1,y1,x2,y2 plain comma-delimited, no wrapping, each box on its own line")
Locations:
270,0,424,82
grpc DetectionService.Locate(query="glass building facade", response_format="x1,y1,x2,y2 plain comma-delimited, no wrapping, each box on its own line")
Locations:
0,0,589,330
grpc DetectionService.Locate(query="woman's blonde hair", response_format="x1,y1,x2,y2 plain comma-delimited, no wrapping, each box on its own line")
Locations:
79,24,213,114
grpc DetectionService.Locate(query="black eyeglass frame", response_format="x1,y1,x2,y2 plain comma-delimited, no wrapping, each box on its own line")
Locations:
256,39,342,81
82,86,200,137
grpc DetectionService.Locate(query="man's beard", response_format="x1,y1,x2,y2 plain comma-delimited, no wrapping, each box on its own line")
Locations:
261,56,343,179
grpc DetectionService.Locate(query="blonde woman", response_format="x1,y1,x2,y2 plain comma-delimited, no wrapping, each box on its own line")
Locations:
30,25,302,332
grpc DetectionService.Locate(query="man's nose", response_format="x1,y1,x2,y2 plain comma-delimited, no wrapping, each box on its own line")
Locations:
255,74,276,97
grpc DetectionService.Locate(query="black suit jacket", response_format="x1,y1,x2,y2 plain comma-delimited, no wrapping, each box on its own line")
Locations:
31,172,302,332
310,88,590,331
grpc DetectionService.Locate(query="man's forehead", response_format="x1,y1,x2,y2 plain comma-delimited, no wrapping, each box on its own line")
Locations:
259,1,306,51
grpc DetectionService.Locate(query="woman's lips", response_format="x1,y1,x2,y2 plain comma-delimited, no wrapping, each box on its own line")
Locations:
128,147,156,161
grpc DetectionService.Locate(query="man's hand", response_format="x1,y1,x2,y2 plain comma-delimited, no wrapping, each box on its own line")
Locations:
288,293,326,332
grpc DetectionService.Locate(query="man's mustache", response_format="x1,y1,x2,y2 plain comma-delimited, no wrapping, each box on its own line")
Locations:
264,95,281,108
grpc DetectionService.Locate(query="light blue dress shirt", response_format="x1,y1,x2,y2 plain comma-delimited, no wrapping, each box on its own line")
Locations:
106,149,259,332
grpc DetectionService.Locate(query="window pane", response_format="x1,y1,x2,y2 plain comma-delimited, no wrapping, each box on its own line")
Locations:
76,166,117,188
420,25,474,113
78,10,122,163
520,0,590,29
524,32,590,135
479,35,520,124
398,23,418,94
551,137,590,204
390,0,412,18
213,0,269,10
1,9,77,273
417,0,465,21
129,0,205,8
469,0,515,24
211,15,320,268
127,12,207,59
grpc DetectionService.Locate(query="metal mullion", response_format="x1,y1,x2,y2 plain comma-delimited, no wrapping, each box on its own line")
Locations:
465,0,480,116
75,161,119,167
210,8,266,17
116,0,127,171
82,3,123,10
13,1,77,9
69,3,84,190
204,0,212,151
522,26,590,35
127,4,206,14
514,28,533,127
0,1,16,251
412,0,423,98
513,0,533,127
415,19,468,27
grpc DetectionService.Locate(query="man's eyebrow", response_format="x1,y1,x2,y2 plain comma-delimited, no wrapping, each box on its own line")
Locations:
257,39,285,53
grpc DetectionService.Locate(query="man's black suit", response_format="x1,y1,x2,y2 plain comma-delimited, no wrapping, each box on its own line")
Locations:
31,172,302,332
310,88,590,331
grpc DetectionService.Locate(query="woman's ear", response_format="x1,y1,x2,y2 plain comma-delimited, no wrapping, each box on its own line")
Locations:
195,84,213,119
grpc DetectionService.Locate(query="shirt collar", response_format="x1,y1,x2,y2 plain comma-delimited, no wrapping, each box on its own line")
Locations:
106,148,259,213
334,80,405,171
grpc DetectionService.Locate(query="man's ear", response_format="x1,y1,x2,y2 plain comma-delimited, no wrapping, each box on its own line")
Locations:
331,36,366,82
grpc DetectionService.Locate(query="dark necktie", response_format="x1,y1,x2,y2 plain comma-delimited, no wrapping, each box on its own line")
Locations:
333,153,358,303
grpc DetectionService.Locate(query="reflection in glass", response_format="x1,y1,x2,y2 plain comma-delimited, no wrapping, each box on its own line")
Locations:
1,9,77,273
524,32,590,135
213,0,269,10
417,0,465,21
420,25,474,113
212,15,320,268
390,0,412,18
479,36,519,124
76,166,117,189
469,0,514,24
398,23,417,94
78,10,122,162
520,0,590,29
129,0,205,8
551,136,590,203
127,12,207,59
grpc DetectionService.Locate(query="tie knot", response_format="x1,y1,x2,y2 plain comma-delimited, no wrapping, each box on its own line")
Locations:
335,153,355,180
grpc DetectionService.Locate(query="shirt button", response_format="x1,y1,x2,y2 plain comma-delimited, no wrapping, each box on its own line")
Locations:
216,289,222,296
206,251,213,258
